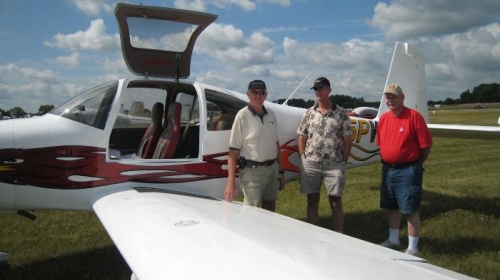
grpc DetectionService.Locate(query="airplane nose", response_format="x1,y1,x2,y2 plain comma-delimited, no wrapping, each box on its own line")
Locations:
0,119,14,149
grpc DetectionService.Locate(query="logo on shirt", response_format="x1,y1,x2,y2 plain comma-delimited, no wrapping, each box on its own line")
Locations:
269,121,275,125
399,127,404,132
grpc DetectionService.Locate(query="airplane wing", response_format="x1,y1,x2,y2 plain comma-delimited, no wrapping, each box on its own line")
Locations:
93,190,475,280
428,123,500,140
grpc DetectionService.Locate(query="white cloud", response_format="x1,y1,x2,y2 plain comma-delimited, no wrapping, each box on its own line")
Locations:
73,0,114,16
44,19,119,52
369,0,500,40
174,0,290,12
55,52,80,69
196,23,275,67
174,0,208,12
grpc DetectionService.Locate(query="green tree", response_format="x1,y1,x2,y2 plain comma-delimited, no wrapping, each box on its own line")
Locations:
443,97,456,105
0,108,8,118
10,107,27,118
38,104,55,115
459,90,473,104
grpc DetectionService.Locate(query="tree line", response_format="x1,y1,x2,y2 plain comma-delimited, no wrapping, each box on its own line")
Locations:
1,83,498,118
428,83,500,106
0,105,54,119
279,83,500,109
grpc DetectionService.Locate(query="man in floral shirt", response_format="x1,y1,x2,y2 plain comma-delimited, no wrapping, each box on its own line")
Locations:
297,77,352,232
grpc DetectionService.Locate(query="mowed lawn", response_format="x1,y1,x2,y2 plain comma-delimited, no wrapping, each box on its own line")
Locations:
1,109,499,280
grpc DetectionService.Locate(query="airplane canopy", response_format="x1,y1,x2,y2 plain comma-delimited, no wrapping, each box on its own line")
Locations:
115,3,217,80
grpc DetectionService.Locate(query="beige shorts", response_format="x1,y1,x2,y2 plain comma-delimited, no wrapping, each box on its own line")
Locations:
239,162,279,206
299,155,346,196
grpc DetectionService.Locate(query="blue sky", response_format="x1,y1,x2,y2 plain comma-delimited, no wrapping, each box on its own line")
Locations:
1,0,500,113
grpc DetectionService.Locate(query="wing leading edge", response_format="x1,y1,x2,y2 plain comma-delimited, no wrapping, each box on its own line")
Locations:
93,190,475,280
428,123,500,140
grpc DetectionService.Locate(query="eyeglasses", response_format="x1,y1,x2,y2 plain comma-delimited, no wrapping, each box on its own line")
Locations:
250,90,267,96
312,86,325,91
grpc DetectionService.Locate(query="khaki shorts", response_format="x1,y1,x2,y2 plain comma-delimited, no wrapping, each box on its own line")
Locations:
299,155,346,196
239,162,279,206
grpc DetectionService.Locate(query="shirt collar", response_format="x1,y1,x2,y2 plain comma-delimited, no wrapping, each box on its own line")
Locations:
247,104,268,116
313,102,337,112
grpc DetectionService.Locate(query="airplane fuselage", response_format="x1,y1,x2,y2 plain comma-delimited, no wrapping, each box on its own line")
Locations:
0,78,381,212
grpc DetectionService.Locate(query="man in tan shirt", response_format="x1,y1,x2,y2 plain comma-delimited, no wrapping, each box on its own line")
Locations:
224,80,285,211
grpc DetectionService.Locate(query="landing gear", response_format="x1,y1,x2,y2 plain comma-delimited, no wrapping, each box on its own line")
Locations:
0,252,9,262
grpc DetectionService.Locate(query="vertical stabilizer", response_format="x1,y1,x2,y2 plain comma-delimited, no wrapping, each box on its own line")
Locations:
376,43,428,122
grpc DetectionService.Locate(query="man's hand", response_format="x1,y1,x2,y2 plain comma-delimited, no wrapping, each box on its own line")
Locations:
279,174,285,191
224,182,237,201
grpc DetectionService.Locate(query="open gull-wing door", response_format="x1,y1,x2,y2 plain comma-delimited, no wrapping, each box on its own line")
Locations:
115,3,217,80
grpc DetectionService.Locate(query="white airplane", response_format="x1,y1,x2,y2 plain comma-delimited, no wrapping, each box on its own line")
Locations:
1,3,498,280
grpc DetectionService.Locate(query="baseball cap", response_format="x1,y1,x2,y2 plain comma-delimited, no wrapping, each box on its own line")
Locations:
248,80,267,90
310,77,330,90
384,84,404,95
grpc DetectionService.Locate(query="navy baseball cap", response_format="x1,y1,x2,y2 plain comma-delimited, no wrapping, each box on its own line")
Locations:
310,77,330,89
248,80,267,90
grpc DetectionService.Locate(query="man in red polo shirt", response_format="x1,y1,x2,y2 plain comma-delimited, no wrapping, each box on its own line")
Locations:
376,84,432,256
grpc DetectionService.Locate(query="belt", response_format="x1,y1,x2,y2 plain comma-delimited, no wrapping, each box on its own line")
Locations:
246,159,276,167
382,160,420,169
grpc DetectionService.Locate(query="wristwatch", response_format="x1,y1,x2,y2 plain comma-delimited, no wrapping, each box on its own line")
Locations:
279,170,285,175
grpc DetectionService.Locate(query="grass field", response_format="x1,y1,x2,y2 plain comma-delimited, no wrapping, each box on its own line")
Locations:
0,109,499,280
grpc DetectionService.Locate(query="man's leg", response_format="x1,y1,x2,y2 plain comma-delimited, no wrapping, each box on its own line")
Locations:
306,193,320,225
261,200,276,212
328,195,343,233
407,211,420,252
388,209,402,230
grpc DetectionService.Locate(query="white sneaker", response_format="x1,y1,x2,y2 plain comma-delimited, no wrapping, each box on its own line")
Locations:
379,239,401,249
404,248,419,256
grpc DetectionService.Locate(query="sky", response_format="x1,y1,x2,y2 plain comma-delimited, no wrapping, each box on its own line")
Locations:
1,0,500,113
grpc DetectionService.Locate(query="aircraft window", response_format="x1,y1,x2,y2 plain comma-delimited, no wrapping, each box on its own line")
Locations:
50,81,117,130
176,92,199,126
113,86,168,129
205,89,246,131
126,17,197,52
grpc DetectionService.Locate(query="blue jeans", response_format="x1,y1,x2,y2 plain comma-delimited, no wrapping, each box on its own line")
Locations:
380,162,423,215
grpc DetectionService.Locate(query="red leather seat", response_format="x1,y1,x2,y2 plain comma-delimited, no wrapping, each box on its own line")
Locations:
137,102,164,158
153,102,181,159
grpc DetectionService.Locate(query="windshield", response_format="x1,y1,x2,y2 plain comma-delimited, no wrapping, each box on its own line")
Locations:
50,81,118,130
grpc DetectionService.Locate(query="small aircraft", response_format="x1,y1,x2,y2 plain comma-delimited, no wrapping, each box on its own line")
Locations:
1,3,498,280
348,106,378,119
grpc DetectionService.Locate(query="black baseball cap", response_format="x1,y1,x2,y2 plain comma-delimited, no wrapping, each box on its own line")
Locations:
310,77,330,89
248,80,267,90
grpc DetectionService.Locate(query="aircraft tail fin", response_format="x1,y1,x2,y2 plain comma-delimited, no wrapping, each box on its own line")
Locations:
376,43,428,122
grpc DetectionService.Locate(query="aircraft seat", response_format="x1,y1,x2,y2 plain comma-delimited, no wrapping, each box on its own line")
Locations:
153,102,182,159
137,102,164,158
215,114,234,130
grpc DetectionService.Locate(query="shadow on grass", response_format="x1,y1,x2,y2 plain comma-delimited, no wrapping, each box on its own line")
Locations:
316,186,500,257
0,246,131,280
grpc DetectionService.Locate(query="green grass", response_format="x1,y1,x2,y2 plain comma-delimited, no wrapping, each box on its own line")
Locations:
1,108,499,279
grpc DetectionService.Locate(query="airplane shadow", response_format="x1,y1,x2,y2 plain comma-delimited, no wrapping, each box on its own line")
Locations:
319,186,500,257
0,246,131,280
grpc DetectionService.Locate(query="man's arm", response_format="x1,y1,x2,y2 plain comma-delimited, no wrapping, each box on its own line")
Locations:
298,135,308,156
224,149,239,201
276,142,285,190
343,135,352,163
420,146,431,163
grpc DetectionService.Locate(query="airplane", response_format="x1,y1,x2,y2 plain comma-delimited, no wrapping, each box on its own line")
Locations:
348,106,378,119
1,3,499,280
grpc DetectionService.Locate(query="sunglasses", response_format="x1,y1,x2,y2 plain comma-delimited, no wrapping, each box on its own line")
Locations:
250,90,267,96
312,86,325,91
